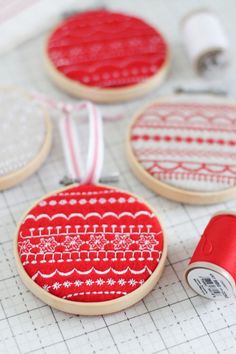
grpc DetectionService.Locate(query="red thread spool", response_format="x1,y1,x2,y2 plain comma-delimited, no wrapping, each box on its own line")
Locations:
185,212,236,299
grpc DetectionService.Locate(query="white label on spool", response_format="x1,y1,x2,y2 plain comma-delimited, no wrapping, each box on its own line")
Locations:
187,268,233,299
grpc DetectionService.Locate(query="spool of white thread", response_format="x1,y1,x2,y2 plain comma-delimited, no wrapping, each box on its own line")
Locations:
181,9,230,76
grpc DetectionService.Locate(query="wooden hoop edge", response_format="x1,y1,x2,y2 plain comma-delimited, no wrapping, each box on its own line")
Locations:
126,95,236,205
43,29,170,103
14,183,168,316
0,87,52,191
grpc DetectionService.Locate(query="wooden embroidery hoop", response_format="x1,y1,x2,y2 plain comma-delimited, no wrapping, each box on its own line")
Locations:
127,95,236,205
0,87,52,191
44,18,170,103
14,183,167,316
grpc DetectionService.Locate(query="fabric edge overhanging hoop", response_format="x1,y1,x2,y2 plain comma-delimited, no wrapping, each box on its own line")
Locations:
14,99,167,316
0,86,52,191
127,94,236,205
44,10,170,103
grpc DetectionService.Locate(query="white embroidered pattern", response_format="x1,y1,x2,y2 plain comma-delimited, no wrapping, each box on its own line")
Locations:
19,185,164,301
113,234,133,250
62,236,83,251
24,210,155,222
20,224,160,238
48,10,167,89
19,232,161,255
38,237,58,253
38,196,136,207
42,278,145,292
21,249,162,265
32,266,152,280
88,234,107,250
0,89,46,177
63,291,128,299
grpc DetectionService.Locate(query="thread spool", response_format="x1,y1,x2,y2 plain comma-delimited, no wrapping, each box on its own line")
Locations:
185,212,236,300
181,9,230,77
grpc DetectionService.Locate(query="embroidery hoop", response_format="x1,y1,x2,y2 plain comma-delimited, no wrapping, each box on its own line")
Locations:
127,94,236,205
14,184,167,315
0,87,52,191
14,101,167,315
44,10,170,103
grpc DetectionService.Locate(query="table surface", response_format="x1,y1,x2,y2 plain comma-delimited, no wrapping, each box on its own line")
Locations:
1,1,236,354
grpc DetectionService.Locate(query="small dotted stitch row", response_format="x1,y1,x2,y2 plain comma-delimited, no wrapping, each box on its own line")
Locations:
63,291,127,299
38,196,136,207
58,189,115,196
132,134,236,146
22,256,157,265
42,277,144,292
79,65,158,84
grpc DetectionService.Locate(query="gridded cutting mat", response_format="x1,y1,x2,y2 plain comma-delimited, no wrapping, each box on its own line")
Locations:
1,1,236,353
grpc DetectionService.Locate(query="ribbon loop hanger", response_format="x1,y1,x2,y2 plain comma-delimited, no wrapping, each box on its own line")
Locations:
59,101,104,185
31,92,104,185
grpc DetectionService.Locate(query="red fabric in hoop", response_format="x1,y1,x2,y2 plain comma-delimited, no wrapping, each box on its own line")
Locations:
47,10,168,89
18,184,164,303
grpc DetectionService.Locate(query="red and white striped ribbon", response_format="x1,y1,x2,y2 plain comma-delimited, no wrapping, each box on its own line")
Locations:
59,101,104,185
32,92,104,185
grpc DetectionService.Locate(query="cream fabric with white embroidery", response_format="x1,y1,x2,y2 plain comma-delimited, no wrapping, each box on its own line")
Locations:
0,88,46,177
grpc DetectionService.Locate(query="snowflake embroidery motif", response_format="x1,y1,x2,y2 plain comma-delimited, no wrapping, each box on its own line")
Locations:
113,234,132,250
62,235,83,251
20,240,32,254
63,281,72,288
42,285,50,292
107,278,115,286
52,282,61,290
38,237,58,253
88,234,107,250
139,234,157,250
128,279,137,287
96,278,105,286
86,279,94,286
74,280,83,287
118,279,126,286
